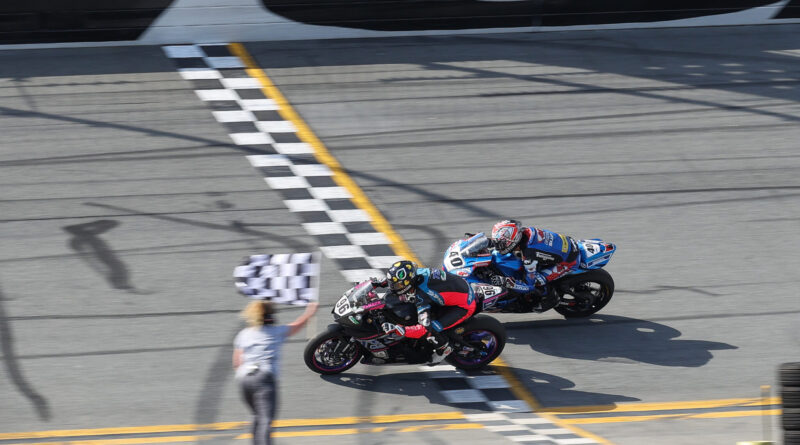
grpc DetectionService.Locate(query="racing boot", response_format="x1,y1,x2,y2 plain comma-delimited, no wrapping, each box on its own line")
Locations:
429,343,453,365
532,285,558,312
426,332,453,365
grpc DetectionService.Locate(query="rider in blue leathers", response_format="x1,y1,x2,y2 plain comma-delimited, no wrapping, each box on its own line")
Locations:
489,220,580,310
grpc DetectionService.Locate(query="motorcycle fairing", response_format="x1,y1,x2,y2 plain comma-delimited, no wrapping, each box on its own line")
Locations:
575,239,617,271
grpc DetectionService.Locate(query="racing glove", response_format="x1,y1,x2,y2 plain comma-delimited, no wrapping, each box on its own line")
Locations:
370,277,388,288
490,274,517,289
528,271,547,287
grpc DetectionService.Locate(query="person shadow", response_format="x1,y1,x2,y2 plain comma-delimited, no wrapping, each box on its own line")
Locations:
320,367,639,413
505,314,738,367
63,219,150,294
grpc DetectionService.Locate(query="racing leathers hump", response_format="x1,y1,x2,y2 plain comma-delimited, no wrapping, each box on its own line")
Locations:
401,268,476,339
519,227,580,287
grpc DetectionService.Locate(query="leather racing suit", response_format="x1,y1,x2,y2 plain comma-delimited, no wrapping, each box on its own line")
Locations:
513,227,580,291
399,267,477,341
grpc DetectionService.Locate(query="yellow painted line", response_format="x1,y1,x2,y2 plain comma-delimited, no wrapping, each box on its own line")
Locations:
492,358,615,445
397,423,483,433
235,423,482,439
540,396,782,415
6,435,220,445
274,411,465,427
563,408,782,425
227,42,611,445
0,423,246,441
0,412,464,441
228,42,420,265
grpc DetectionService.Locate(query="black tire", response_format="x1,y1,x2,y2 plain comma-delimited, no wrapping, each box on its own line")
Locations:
781,362,800,387
786,430,800,445
446,314,506,371
304,325,362,375
784,387,800,408
554,269,615,318
784,408,800,430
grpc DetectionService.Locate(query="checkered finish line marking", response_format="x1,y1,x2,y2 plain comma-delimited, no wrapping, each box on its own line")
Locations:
423,365,605,444
162,43,419,283
162,42,610,445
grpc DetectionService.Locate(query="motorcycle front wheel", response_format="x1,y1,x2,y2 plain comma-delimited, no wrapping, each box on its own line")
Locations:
554,269,615,318
446,314,506,371
304,326,362,375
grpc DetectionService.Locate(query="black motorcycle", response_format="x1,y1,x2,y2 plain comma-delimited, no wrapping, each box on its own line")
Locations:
304,280,506,375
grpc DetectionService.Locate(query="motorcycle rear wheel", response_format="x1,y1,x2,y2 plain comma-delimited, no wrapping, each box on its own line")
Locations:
554,269,615,318
446,314,507,371
304,327,362,375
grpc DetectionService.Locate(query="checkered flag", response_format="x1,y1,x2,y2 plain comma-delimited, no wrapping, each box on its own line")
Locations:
233,253,320,305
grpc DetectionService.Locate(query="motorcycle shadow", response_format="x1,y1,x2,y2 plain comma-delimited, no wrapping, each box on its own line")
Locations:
505,313,737,367
320,368,638,412
498,366,640,409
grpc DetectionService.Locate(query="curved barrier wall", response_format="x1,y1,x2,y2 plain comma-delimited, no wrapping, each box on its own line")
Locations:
1,0,799,46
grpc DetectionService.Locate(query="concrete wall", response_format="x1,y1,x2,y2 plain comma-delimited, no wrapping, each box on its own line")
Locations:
1,0,799,47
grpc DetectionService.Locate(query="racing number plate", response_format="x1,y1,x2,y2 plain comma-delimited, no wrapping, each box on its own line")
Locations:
334,296,350,316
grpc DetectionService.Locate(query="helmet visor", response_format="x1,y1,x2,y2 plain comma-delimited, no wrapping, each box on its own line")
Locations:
390,280,413,295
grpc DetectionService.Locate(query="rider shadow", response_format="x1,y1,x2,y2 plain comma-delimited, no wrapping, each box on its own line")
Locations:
507,314,737,367
321,368,638,413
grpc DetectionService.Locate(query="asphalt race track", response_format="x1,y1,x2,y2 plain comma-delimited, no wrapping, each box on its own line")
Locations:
1,24,800,445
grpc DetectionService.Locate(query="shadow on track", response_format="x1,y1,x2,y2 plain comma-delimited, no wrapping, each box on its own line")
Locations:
505,314,737,367
498,366,640,408
0,282,51,420
320,368,638,412
63,219,149,294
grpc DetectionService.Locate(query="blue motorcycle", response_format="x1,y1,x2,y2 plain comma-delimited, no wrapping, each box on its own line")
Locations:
442,233,616,318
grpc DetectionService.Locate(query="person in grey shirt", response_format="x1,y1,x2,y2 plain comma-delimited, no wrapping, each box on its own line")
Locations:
233,300,318,445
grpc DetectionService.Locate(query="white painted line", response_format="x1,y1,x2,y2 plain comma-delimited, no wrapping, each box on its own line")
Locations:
328,209,371,222
264,176,310,189
221,77,263,89
205,56,244,68
229,132,274,145
440,389,488,404
247,155,290,167
275,143,314,154
340,269,383,283
463,413,509,422
319,245,367,259
309,187,352,200
240,99,279,111
553,439,598,444
346,232,390,245
163,45,204,58
508,435,551,442
487,400,532,413
213,110,255,122
178,69,222,80
419,364,459,373
532,428,572,435
196,89,238,101
256,121,298,133
285,199,329,212
291,164,333,177
467,375,511,389
367,256,404,269
302,222,347,235
509,417,554,425
486,425,530,432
